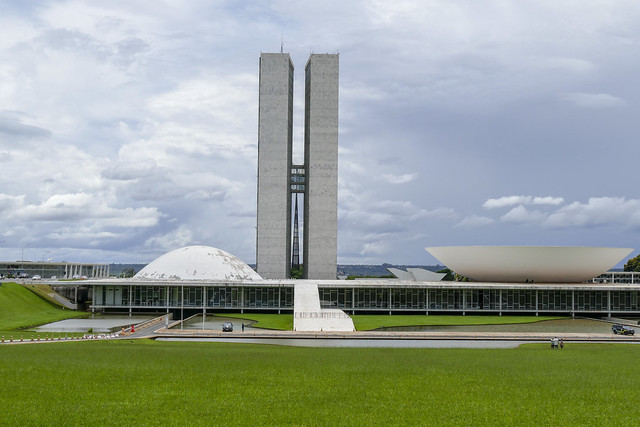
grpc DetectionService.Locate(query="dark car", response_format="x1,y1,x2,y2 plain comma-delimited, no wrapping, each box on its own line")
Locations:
222,322,233,332
612,324,635,335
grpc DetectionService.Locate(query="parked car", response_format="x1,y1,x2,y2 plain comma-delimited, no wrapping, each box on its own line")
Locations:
612,324,635,335
32,275,41,280
222,322,233,332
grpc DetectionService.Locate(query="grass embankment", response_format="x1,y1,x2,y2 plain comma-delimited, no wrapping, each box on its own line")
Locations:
21,283,66,307
1,340,638,425
0,282,85,332
352,315,565,330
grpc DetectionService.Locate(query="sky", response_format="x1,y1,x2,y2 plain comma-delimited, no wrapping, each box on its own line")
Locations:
1,0,640,267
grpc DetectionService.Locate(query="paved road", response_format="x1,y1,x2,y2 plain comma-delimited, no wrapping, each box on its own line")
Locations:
149,326,640,343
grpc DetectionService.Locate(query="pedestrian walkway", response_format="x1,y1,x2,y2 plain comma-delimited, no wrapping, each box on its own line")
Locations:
293,282,355,332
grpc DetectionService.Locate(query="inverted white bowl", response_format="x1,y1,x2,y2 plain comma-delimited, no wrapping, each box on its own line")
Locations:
425,246,633,283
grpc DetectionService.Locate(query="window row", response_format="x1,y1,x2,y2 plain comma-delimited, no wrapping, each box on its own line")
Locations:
93,285,293,309
318,288,640,312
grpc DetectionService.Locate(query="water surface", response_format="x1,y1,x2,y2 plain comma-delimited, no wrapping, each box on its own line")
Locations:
35,315,155,333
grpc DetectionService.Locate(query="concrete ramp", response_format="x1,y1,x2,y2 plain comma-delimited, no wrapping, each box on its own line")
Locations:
49,292,78,310
294,282,355,332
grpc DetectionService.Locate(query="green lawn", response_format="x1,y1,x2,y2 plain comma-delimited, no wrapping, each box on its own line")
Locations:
0,282,85,330
211,313,564,331
217,312,294,330
352,315,565,330
0,340,638,425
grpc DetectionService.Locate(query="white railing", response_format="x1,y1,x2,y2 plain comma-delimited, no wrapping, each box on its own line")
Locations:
294,311,350,319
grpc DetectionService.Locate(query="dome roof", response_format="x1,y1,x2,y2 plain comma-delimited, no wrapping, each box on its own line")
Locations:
426,246,633,283
134,245,262,281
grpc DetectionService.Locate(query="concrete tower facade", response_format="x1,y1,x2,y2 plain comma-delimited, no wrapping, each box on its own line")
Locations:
256,53,294,279
303,54,339,280
256,52,338,280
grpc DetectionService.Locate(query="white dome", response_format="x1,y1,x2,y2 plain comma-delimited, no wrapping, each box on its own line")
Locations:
134,245,262,281
426,246,633,283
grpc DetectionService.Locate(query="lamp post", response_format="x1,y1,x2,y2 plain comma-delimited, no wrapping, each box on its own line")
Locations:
21,243,31,277
41,251,50,278
21,242,31,262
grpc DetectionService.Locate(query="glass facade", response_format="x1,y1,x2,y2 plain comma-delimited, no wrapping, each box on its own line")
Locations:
93,285,293,310
93,284,640,315
593,272,640,284
318,287,640,314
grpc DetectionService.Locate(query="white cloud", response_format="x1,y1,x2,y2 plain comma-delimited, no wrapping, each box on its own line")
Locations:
500,206,547,224
0,194,25,212
455,215,495,228
360,241,386,256
483,195,564,209
544,197,640,229
15,193,161,227
484,196,532,209
143,225,196,253
532,196,564,206
381,173,417,184
560,93,626,109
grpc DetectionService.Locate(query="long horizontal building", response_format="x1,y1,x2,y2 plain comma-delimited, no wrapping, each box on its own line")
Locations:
59,246,640,328
0,261,110,279
87,278,640,318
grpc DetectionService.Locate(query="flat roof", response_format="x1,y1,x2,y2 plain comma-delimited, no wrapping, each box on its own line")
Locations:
77,277,640,291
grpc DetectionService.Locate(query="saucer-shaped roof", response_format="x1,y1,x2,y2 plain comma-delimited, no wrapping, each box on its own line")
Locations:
426,246,633,283
134,245,262,281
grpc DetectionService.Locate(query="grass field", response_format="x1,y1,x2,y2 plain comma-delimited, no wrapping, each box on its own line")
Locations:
0,282,85,331
210,313,565,331
217,312,294,330
1,340,639,425
351,314,565,330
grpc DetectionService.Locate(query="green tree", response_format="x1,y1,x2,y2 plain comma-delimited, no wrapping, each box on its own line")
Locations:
290,266,303,279
437,268,469,282
437,268,455,281
119,268,136,278
624,254,640,271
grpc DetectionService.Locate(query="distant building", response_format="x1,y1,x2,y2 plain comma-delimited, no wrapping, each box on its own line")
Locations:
0,261,109,279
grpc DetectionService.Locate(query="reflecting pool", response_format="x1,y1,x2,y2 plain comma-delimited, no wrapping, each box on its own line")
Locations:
35,315,155,333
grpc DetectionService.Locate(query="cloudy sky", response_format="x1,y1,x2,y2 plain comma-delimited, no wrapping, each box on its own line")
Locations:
1,1,640,267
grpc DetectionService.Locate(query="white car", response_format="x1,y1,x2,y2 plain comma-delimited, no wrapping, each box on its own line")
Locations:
32,275,41,280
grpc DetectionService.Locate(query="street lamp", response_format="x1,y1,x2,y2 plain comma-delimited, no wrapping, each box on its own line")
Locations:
21,243,31,262
21,243,31,276
42,251,50,277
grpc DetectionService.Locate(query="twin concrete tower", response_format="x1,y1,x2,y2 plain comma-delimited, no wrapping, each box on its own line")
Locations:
256,52,339,280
